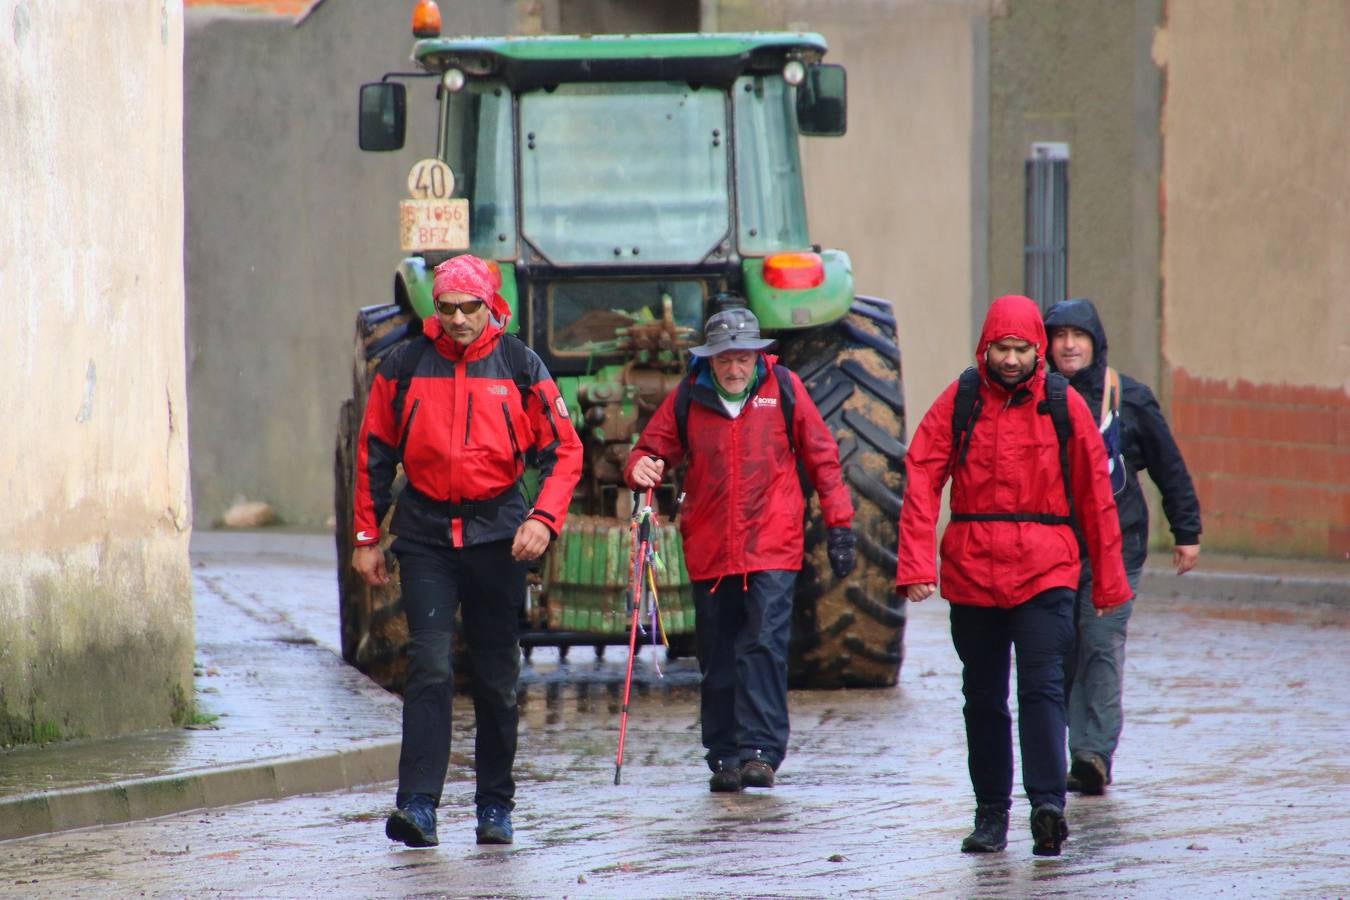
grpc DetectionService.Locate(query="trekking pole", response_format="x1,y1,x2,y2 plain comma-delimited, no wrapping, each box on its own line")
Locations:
614,486,654,785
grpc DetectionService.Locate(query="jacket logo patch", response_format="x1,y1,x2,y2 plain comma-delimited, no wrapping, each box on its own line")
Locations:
752,396,778,408
554,396,570,418
489,385,509,396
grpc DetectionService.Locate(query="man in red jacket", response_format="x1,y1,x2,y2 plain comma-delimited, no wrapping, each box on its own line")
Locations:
626,307,855,793
897,295,1130,856
352,254,582,848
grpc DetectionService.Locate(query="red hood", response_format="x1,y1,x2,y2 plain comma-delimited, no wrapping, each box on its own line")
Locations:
977,294,1048,370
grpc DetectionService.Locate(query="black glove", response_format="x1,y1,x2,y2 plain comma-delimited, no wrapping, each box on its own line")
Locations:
827,527,856,578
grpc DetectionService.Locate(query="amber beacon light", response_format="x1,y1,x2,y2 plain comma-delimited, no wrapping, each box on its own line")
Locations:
412,0,441,38
762,252,825,289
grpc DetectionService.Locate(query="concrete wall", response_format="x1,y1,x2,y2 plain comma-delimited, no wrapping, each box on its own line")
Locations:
185,0,512,528
986,0,1163,384
1160,1,1350,557
0,0,193,745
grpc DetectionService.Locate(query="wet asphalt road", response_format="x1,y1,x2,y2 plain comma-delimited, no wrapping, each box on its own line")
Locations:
1,543,1347,898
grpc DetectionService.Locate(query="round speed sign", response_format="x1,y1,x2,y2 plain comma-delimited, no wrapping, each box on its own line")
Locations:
407,158,455,200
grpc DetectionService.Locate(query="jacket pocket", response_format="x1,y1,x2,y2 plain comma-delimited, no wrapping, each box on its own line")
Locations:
501,402,522,463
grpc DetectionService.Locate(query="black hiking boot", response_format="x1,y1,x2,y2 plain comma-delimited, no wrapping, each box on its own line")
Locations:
960,803,1009,853
1030,804,1069,856
475,803,514,845
385,794,438,848
709,760,742,793
1070,753,1108,796
739,751,775,789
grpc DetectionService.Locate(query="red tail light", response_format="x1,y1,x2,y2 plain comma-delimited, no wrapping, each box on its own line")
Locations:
762,252,825,289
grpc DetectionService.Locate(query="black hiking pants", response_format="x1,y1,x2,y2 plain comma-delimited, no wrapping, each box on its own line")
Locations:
393,537,524,812
693,570,797,772
950,587,1075,812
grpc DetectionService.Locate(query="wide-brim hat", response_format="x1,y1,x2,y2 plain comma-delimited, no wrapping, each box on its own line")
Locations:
689,307,775,357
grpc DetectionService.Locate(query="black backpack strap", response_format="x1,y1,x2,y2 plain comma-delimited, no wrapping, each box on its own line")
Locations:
497,333,535,405
949,366,983,473
392,336,433,435
1038,371,1076,523
673,376,694,451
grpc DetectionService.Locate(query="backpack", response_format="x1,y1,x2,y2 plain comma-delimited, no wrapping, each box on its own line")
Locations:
948,366,1076,527
672,363,797,454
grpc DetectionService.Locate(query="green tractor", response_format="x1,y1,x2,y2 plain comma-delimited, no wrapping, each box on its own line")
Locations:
334,24,908,693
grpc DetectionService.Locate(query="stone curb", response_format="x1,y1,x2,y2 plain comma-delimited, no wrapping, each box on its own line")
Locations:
1141,567,1348,608
0,737,400,843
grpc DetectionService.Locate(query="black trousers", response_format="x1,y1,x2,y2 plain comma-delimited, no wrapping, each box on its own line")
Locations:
949,587,1075,811
392,537,524,812
693,570,797,771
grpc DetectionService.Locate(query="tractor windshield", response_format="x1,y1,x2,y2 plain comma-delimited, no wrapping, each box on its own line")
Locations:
519,82,729,265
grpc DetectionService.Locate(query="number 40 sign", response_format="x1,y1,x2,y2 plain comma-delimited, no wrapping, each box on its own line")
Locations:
400,158,469,251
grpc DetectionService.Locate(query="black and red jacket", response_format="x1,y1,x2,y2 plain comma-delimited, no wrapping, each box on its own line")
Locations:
353,315,582,549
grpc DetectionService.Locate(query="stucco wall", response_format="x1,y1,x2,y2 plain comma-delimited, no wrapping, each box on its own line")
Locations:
185,0,512,528
987,0,1163,384
713,0,984,439
0,0,193,745
1160,1,1350,556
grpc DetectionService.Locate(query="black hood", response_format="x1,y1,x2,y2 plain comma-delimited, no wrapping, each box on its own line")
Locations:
1043,297,1108,372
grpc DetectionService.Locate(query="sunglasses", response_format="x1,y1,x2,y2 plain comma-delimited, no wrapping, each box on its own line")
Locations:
434,298,486,316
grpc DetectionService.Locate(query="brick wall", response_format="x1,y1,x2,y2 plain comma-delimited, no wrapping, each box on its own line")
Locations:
1169,369,1350,559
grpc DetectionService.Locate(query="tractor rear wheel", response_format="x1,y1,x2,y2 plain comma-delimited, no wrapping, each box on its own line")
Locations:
776,296,908,689
334,303,418,692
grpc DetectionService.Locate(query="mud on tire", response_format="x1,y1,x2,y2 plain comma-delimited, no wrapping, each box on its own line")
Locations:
334,303,417,692
776,296,908,689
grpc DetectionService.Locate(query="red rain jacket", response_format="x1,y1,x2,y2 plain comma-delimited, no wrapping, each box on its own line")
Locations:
896,296,1130,609
353,313,582,549
624,356,853,582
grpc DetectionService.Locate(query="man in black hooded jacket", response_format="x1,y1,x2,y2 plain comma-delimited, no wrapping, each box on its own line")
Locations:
1043,298,1202,795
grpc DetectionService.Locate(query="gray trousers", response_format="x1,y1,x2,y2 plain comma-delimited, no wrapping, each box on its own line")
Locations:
1065,560,1142,776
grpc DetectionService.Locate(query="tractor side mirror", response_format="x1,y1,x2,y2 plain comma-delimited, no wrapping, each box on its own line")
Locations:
796,64,847,137
358,82,407,152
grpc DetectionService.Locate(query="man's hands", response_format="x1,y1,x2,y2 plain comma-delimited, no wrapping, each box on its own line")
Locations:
904,583,936,603
352,544,388,586
827,527,856,578
512,518,552,561
630,456,665,489
1174,544,1200,575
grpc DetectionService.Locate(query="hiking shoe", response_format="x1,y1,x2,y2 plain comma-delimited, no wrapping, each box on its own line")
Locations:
475,804,514,845
709,761,742,793
1066,771,1082,792
960,802,1009,853
740,759,775,789
1030,804,1069,857
385,795,438,848
1070,753,1108,796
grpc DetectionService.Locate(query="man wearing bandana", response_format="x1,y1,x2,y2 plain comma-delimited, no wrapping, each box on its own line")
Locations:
351,254,582,848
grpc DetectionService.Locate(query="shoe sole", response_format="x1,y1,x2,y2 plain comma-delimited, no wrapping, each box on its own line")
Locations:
386,811,438,848
1030,808,1068,857
960,839,1007,853
476,828,513,845
1070,757,1107,796
709,775,742,793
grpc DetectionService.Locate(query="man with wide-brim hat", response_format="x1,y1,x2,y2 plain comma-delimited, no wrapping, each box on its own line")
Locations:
626,306,857,794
